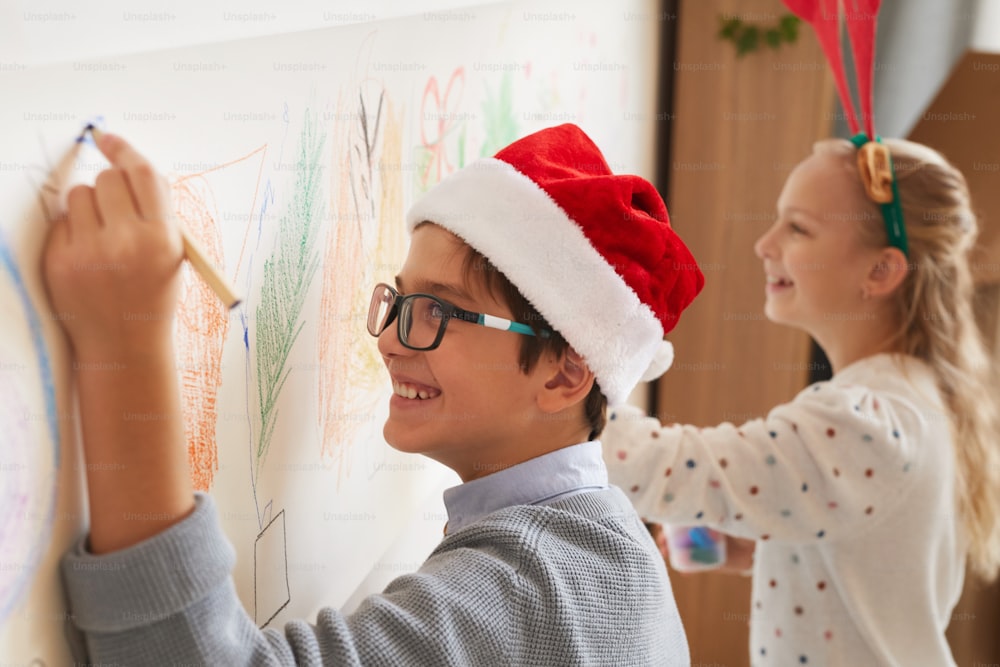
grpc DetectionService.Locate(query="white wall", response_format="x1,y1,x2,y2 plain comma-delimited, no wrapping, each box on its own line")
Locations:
0,0,495,66
972,0,1000,52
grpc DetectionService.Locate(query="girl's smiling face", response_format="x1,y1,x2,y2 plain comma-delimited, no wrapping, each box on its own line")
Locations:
754,151,883,340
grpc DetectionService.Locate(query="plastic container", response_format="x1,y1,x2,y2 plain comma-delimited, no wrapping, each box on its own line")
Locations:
665,525,726,572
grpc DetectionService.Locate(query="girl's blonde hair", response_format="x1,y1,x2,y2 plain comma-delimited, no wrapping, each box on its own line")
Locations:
816,138,1000,581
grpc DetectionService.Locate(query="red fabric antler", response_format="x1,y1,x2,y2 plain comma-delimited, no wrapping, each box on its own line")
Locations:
781,0,860,135
782,0,882,138
843,0,882,139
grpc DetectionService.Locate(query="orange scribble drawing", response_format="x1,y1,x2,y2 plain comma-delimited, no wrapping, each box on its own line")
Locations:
318,71,406,487
318,93,366,487
171,145,268,491
172,177,230,491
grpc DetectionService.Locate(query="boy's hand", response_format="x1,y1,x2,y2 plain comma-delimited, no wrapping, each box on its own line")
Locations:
40,133,193,553
42,132,183,357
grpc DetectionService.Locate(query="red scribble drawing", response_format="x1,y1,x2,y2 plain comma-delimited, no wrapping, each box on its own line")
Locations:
418,67,465,189
171,146,267,491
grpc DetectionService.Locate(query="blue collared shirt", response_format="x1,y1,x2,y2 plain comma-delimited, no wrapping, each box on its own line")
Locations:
442,441,610,535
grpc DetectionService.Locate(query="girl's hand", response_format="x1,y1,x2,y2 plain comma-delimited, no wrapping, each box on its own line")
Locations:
646,521,670,560
42,132,183,357
646,523,756,575
722,534,756,574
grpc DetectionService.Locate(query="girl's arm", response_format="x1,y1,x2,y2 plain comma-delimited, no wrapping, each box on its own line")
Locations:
602,378,927,543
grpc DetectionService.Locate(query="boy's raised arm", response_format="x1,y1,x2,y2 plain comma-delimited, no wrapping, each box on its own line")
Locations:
43,132,194,554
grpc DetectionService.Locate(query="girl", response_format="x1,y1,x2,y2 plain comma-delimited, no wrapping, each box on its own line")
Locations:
602,137,1000,665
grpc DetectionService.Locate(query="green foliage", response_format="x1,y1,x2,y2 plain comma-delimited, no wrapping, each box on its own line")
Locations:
479,71,519,158
254,109,326,478
718,13,800,57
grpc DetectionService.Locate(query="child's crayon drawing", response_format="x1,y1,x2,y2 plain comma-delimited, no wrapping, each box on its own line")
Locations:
253,109,326,481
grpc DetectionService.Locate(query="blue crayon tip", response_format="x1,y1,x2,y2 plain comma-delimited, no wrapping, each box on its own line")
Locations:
75,123,96,143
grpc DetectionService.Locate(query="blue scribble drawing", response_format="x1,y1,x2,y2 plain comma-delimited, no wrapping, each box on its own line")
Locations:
0,228,59,624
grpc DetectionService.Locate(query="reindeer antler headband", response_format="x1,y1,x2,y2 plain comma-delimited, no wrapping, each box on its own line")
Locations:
781,0,908,256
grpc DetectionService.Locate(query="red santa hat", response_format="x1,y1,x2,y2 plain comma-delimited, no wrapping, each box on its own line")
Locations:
406,123,704,405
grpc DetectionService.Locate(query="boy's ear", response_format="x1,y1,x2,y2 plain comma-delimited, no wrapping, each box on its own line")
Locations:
538,347,595,413
865,247,909,299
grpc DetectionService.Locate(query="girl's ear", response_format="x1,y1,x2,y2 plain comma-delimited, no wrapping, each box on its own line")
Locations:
865,247,909,299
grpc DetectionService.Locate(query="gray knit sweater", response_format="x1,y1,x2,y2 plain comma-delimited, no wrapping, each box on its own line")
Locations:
62,488,690,665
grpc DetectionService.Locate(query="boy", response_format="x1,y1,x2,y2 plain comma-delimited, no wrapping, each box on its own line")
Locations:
50,124,703,664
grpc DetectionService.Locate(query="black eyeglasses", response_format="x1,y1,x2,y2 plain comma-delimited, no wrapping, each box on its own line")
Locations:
367,283,551,351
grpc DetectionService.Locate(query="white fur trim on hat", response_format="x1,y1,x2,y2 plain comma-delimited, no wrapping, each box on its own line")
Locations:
640,340,674,382
406,158,664,405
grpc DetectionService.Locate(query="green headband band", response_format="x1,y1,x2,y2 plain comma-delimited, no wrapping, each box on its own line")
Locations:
849,133,908,257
